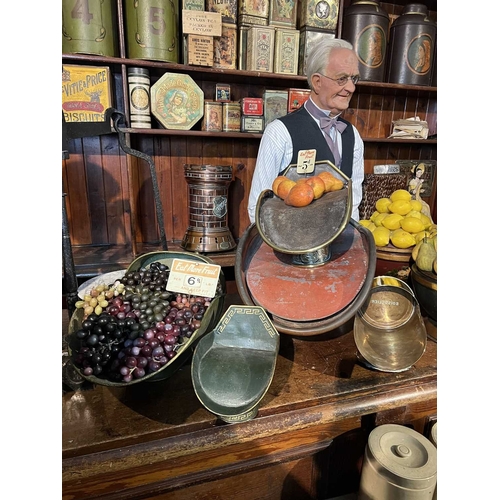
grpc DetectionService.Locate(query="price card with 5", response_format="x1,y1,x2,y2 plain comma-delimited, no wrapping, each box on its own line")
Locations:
166,259,221,298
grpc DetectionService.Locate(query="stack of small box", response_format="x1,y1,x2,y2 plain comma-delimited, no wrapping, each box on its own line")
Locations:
240,97,265,133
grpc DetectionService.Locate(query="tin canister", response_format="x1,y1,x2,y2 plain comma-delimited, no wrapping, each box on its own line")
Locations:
125,0,179,63
386,3,437,86
213,23,237,70
222,102,241,132
62,0,118,56
359,424,437,500
342,0,389,82
202,101,223,131
128,67,151,128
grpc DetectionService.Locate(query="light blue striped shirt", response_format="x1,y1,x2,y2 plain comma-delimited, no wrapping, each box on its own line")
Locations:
247,101,364,224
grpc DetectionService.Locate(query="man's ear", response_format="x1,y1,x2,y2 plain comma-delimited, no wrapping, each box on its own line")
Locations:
310,74,321,94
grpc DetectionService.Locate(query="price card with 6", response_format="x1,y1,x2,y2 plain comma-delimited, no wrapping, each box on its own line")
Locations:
166,259,221,298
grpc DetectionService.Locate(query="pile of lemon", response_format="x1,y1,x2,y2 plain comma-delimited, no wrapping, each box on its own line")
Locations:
359,189,437,249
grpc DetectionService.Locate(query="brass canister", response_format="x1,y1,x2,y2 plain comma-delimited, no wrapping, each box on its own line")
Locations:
342,0,389,82
386,3,437,86
62,0,118,56
125,0,179,63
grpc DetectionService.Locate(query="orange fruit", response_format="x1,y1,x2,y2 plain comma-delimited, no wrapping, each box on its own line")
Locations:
276,178,297,200
305,175,326,199
272,175,289,196
317,171,344,192
284,183,314,207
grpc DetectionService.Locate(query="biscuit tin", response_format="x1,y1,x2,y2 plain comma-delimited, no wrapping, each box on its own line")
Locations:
222,102,241,132
238,0,270,22
241,97,264,116
216,83,231,101
125,0,179,63
202,100,223,131
241,115,265,133
128,67,151,128
62,0,118,56
298,0,339,31
246,26,275,72
150,73,204,130
237,14,269,25
298,26,336,75
62,65,113,123
206,0,238,24
269,0,298,28
274,28,300,74
287,88,310,112
238,25,250,70
186,34,214,66
214,23,237,69
263,89,288,127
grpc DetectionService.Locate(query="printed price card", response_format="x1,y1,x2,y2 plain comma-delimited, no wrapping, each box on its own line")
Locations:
166,259,221,298
297,149,316,174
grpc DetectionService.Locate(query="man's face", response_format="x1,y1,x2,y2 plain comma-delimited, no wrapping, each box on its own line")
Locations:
311,48,359,116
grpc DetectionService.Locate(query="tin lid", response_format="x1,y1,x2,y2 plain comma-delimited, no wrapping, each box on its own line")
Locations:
367,424,437,489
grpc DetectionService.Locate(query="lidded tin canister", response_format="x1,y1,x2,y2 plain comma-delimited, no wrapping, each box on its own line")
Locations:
386,3,437,86
181,165,236,253
125,0,179,63
128,67,151,129
342,0,389,82
359,424,437,500
62,0,118,56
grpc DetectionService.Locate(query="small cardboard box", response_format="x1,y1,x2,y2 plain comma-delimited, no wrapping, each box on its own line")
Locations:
274,28,300,75
186,34,214,66
62,65,113,123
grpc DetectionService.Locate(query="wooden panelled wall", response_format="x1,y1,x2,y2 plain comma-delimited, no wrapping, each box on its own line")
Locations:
63,91,437,250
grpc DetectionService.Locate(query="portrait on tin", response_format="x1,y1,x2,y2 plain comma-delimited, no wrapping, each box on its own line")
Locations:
315,1,330,19
408,36,432,74
360,28,385,68
164,89,189,125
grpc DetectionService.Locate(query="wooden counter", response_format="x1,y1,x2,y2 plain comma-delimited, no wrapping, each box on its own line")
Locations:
62,290,437,500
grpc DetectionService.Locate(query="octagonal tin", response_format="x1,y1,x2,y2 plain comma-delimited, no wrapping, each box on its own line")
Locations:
151,73,204,130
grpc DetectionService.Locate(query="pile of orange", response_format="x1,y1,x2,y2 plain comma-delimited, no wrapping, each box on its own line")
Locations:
272,171,344,207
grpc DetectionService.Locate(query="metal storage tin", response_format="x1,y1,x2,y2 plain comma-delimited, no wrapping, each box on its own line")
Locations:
202,100,223,131
386,3,436,86
241,97,264,116
298,27,337,75
342,0,389,82
298,0,339,31
274,28,300,75
213,23,237,69
206,0,238,24
241,115,265,133
125,0,179,63
269,0,298,28
263,89,288,127
246,26,275,72
359,424,437,500
287,88,310,112
222,102,241,131
128,67,151,128
238,0,270,24
62,0,118,56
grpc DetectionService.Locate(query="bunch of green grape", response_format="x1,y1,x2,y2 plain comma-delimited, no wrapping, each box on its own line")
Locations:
75,281,126,317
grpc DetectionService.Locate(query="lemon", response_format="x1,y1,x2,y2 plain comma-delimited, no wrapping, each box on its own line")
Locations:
372,226,390,247
382,213,404,230
388,200,412,216
390,189,412,202
414,230,431,244
375,197,392,213
390,229,416,248
359,219,372,228
401,216,425,233
406,210,422,220
370,210,380,222
419,214,433,230
409,199,423,212
373,212,389,227
366,222,377,232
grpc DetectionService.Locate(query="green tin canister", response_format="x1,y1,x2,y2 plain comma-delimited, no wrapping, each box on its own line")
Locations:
62,0,118,56
125,0,180,63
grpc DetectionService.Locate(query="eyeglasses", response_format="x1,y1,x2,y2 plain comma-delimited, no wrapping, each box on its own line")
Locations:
318,73,360,86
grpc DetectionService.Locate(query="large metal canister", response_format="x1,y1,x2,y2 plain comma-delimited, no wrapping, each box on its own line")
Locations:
342,0,390,82
62,0,118,56
386,3,437,86
125,0,179,63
